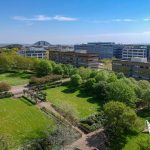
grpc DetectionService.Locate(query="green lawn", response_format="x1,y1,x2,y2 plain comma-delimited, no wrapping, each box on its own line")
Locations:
0,72,32,86
0,98,55,149
45,86,101,119
123,109,150,150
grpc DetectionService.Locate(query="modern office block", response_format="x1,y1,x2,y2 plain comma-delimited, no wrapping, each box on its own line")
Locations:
112,58,150,80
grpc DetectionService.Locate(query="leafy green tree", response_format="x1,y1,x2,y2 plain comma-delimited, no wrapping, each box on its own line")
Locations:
70,74,82,87
53,64,64,75
61,64,75,76
92,81,109,101
83,78,96,92
104,101,139,150
142,89,150,108
137,137,150,150
95,70,109,82
104,101,138,135
107,80,137,106
0,53,13,71
77,67,92,80
35,60,52,77
107,72,117,83
116,72,125,79
138,80,150,90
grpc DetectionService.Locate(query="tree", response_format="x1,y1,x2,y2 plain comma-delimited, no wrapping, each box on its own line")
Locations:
83,78,96,92
61,64,75,76
104,101,138,135
107,80,137,106
107,72,117,83
116,72,125,79
77,67,92,80
53,64,64,75
137,137,150,150
35,60,52,77
138,80,150,90
70,74,82,87
92,81,109,101
142,89,150,108
95,70,109,82
0,53,13,71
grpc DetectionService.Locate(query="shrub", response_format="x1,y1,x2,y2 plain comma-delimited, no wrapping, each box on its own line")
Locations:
70,74,82,88
80,112,105,132
35,60,52,77
0,82,11,92
29,75,62,85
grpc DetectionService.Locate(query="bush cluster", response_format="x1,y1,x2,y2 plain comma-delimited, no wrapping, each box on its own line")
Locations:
0,82,11,92
70,67,150,108
29,74,62,85
80,112,105,132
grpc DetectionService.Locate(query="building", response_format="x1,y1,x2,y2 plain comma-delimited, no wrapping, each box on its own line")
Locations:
19,47,48,59
112,58,150,80
49,50,100,69
122,45,147,60
74,42,115,59
113,44,124,59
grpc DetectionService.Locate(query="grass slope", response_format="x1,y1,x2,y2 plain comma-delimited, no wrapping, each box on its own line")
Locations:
123,109,150,150
0,98,55,149
0,72,31,86
45,86,101,119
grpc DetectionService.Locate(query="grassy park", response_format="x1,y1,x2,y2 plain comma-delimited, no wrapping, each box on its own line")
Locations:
0,98,55,149
0,72,32,86
123,109,150,150
45,86,101,119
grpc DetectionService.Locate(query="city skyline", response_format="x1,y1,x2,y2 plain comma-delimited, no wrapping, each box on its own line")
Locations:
1,0,150,44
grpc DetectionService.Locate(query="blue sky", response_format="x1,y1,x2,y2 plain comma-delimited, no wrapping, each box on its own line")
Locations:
1,0,150,44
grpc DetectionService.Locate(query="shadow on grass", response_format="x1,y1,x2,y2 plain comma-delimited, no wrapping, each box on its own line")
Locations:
61,85,79,93
6,72,32,79
137,108,150,120
20,98,33,106
62,85,103,112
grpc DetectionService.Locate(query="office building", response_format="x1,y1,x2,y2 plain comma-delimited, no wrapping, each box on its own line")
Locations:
49,50,100,69
112,58,150,80
74,42,115,59
122,45,147,60
19,47,48,59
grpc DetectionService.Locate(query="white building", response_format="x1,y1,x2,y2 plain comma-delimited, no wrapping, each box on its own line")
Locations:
122,45,147,60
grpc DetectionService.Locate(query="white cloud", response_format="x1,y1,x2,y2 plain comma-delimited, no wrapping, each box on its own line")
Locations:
143,18,150,21
112,19,136,22
13,15,78,22
53,15,78,21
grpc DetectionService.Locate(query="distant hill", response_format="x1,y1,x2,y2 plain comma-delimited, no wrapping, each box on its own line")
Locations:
33,41,51,47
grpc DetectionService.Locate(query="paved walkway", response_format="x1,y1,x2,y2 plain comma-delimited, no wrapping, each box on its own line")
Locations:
66,128,109,150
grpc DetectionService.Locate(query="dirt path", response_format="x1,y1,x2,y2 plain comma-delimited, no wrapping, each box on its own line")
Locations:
10,84,28,97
